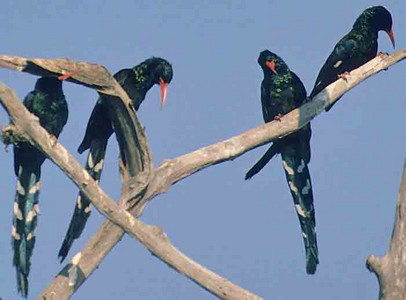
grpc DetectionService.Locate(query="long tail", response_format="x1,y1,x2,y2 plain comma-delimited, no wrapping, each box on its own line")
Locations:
281,151,319,274
245,143,279,180
12,166,41,298
58,138,107,262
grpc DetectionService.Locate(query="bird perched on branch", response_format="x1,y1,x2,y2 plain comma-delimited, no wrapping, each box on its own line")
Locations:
246,50,318,274
12,77,68,297
310,5,395,111
58,57,173,262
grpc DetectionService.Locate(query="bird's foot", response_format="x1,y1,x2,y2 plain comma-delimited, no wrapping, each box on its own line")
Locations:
58,64,79,81
58,72,77,81
274,114,283,122
377,52,389,70
338,71,350,81
378,51,389,57
50,135,58,147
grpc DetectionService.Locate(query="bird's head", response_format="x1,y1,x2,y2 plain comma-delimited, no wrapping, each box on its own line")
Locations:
147,57,173,108
358,6,395,48
35,76,62,93
258,50,289,76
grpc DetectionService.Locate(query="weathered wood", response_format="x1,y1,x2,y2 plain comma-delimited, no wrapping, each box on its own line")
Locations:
40,50,405,298
1,50,405,299
366,159,406,300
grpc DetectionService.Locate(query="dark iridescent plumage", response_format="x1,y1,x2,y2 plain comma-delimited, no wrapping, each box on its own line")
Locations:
12,77,68,297
246,50,318,274
310,6,395,111
58,57,173,262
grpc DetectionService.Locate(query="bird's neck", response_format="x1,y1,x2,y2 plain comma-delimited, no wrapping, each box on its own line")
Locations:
353,15,380,37
132,65,156,94
264,71,292,87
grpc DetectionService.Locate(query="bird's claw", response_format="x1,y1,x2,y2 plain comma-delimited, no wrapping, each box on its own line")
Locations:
58,65,79,81
274,114,283,121
338,71,350,81
58,72,77,81
377,52,390,70
378,51,389,57
50,135,58,147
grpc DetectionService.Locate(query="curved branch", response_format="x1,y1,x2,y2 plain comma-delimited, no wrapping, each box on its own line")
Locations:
140,50,406,201
0,55,115,93
44,50,406,297
366,159,406,300
0,54,152,178
0,82,260,300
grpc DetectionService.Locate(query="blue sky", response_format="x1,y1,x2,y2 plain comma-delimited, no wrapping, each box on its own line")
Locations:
1,1,405,299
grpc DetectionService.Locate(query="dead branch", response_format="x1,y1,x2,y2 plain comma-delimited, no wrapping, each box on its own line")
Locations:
40,50,405,298
1,51,404,299
366,159,406,300
0,60,261,299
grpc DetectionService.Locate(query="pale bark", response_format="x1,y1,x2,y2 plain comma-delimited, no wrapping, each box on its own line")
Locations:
366,159,406,300
0,50,404,299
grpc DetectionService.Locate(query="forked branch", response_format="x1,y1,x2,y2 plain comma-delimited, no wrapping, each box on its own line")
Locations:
41,50,405,298
0,50,404,299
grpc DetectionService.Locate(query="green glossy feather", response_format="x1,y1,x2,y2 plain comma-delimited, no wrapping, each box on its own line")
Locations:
58,57,173,262
247,50,318,274
12,77,68,297
310,6,393,111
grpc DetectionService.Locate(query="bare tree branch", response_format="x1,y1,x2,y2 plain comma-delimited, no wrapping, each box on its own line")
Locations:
1,51,404,299
41,50,406,297
0,55,152,177
0,58,261,299
366,159,406,300
0,55,116,93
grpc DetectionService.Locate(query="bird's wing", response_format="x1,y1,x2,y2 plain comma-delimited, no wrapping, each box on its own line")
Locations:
310,36,358,98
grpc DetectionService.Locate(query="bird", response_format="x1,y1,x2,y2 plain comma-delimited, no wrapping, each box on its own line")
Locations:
11,76,68,297
58,57,173,262
310,6,395,111
246,50,318,274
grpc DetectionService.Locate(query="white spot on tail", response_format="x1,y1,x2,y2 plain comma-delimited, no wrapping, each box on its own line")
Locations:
18,166,23,176
71,252,82,265
69,253,82,286
16,180,25,196
334,60,343,68
295,204,307,218
26,208,38,223
297,160,306,173
289,181,299,194
34,203,40,214
84,204,92,214
94,159,104,173
12,225,21,240
68,264,78,287
302,232,308,239
29,181,41,194
302,179,312,195
13,203,23,220
282,160,295,175
76,195,82,209
88,152,94,169
26,233,35,241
